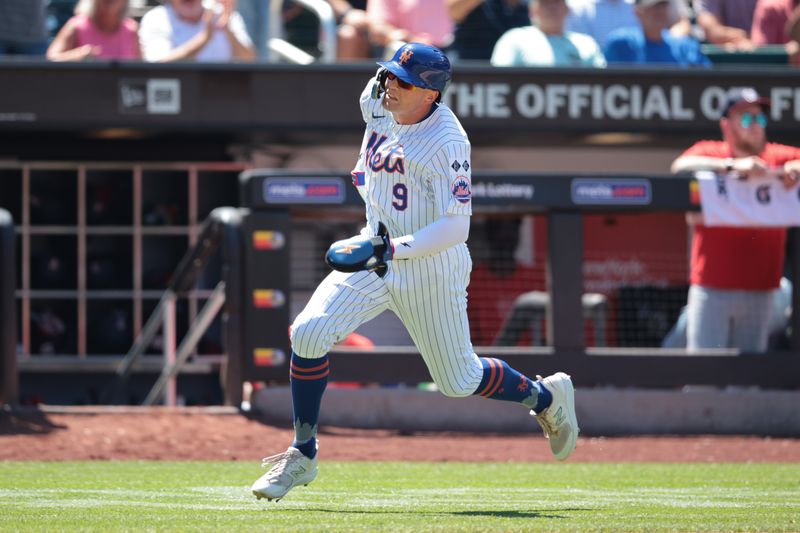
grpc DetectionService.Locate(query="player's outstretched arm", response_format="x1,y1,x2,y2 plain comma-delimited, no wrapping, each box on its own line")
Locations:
325,222,394,278
391,215,469,260
323,215,469,277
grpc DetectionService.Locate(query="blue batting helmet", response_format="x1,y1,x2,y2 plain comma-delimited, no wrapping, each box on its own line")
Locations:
377,42,452,94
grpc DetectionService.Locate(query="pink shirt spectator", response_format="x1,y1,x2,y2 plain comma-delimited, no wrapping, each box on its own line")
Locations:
71,13,139,59
751,0,797,44
367,0,453,48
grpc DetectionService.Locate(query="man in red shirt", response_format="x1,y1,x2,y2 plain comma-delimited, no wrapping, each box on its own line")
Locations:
670,87,800,352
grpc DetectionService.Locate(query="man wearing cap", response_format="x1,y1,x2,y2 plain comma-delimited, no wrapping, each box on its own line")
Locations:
604,0,710,65
566,0,690,49
670,87,800,352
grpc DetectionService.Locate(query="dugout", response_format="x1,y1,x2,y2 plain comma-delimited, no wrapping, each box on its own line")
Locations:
1,61,800,404
236,169,800,395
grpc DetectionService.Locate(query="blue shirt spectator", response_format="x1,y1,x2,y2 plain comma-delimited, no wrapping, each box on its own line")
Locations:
604,26,711,64
604,0,710,65
566,0,640,48
567,0,691,48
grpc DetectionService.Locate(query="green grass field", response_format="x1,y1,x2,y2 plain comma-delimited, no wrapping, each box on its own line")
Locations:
1,461,798,532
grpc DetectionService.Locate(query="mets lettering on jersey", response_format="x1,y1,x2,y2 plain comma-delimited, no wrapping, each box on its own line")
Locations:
365,132,405,174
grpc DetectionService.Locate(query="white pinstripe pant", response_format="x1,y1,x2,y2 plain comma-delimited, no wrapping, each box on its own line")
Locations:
290,246,484,397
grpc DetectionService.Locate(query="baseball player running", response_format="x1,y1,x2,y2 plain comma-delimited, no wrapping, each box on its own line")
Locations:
251,43,578,502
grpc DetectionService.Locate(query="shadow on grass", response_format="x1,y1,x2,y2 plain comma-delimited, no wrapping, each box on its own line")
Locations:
293,507,592,520
452,508,591,519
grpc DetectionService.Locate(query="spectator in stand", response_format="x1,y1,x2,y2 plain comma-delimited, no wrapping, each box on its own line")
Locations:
751,0,800,64
567,0,639,47
327,0,371,60
604,0,710,65
693,0,756,49
566,0,690,49
448,0,531,60
0,0,48,56
140,0,256,62
366,0,453,59
668,0,694,37
670,87,800,352
47,0,141,61
788,1,800,39
238,0,269,59
751,0,797,43
492,0,606,66
751,0,800,65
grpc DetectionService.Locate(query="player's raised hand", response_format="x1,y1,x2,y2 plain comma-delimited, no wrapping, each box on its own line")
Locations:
371,68,388,99
325,222,394,278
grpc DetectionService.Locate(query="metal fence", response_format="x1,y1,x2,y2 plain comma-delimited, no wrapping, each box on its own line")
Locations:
238,170,800,390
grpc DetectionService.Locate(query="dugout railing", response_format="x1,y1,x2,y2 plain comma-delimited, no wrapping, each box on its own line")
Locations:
106,207,246,406
0,209,16,405
237,170,800,391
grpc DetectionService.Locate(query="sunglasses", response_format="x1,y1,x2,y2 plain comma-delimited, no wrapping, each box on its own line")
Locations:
386,72,416,91
739,112,768,129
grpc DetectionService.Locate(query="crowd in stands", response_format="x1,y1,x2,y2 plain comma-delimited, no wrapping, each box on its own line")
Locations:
0,0,799,66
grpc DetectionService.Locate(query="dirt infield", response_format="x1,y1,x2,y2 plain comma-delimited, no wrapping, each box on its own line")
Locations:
2,407,799,462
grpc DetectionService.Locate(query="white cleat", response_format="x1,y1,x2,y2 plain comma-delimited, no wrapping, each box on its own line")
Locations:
251,446,318,501
531,372,579,461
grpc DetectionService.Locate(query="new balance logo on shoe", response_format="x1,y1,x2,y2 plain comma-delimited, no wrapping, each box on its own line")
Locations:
553,407,566,426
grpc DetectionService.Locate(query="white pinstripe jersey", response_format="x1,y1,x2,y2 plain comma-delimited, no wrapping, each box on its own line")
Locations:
290,78,483,395
355,78,473,241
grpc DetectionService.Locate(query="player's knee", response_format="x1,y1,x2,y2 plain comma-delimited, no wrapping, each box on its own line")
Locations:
430,355,482,398
435,380,476,398
289,317,330,359
438,386,473,398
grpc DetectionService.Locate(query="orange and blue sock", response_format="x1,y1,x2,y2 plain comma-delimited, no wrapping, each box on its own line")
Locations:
474,357,552,412
289,352,329,459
